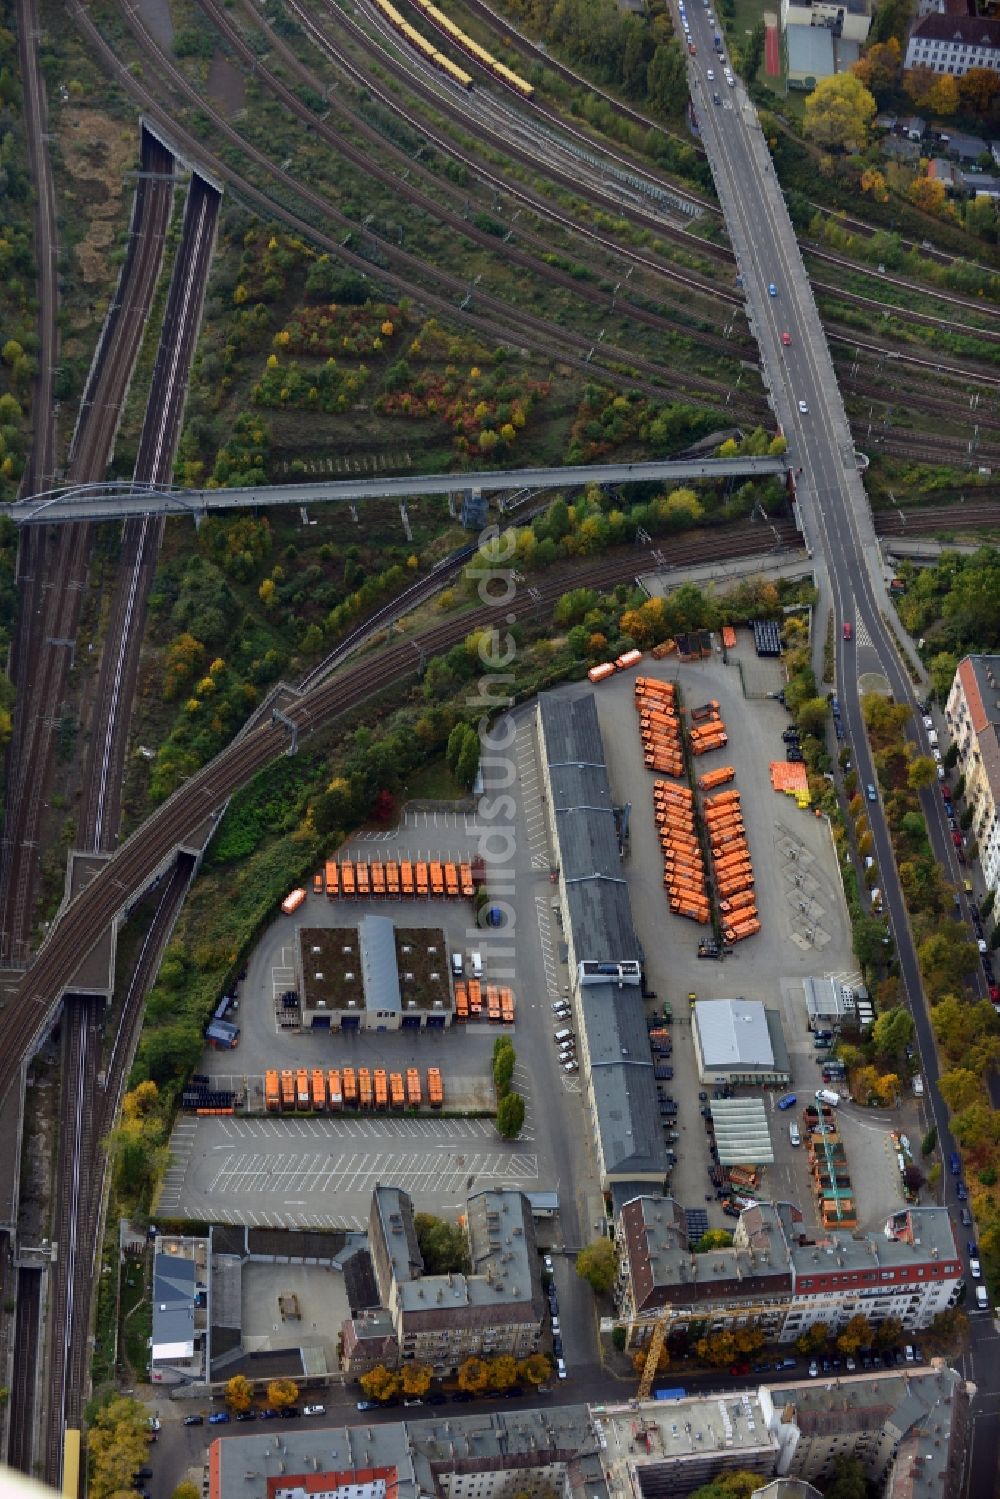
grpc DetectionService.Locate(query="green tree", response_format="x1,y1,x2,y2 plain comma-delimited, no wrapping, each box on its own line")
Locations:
576,1237,617,1294
497,1091,526,1138
921,1306,969,1356
854,914,891,969
937,1067,983,1113
803,72,877,151
740,19,765,81
493,1036,515,1095
823,1455,868,1499
693,1229,734,1252
87,1398,152,1499
797,697,829,738
907,755,938,791
414,1212,470,1274
689,1476,768,1499
871,1007,913,1059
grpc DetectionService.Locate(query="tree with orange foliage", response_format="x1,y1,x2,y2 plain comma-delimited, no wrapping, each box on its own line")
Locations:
903,66,937,107
853,38,901,96
959,66,1000,115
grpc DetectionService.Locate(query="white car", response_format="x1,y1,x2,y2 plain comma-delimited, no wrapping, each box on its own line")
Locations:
798,399,809,414
556,1357,568,1379
562,1059,579,1072
846,1356,856,1372
551,1316,560,1334
922,715,934,729
303,1404,326,1417
725,69,735,85
707,67,715,79
543,1254,554,1272
932,747,942,763
978,939,988,954
970,1257,982,1278
808,1360,818,1377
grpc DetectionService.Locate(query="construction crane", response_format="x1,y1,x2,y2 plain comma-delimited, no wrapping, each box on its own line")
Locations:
637,1311,670,1401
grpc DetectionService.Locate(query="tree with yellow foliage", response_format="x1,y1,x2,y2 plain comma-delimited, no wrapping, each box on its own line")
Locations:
225,1375,254,1413
860,168,889,202
401,1363,433,1397
488,1354,519,1390
360,1364,402,1401
88,1397,151,1499
267,1378,299,1409
908,174,947,215
926,74,959,115
517,1352,552,1386
457,1356,492,1393
804,72,876,152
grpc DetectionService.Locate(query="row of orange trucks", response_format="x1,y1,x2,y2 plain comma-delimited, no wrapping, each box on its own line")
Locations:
634,676,684,776
703,787,760,944
587,648,643,684
265,1065,444,1112
307,860,475,901
454,981,515,1023
655,780,711,924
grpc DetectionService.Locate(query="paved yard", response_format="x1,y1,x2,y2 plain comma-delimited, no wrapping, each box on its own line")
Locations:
557,636,859,1233
160,1114,541,1230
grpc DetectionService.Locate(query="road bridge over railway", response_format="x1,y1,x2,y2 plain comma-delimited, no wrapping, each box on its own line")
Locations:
7,456,790,524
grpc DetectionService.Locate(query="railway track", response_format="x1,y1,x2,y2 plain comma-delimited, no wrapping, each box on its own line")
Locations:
0,521,806,1106
874,500,1000,536
0,128,176,964
80,172,221,853
75,2,760,417
242,0,1000,384
16,0,59,496
6,1264,41,1473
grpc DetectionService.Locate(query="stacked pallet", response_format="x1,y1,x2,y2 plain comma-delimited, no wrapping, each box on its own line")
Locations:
704,789,760,943
655,780,710,924
635,677,684,777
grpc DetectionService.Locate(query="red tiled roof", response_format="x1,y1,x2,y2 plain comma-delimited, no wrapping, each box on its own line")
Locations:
959,657,988,733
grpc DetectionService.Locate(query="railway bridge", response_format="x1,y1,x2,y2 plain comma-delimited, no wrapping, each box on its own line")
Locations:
6,456,791,524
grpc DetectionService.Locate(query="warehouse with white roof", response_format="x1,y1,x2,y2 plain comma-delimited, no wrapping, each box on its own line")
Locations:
692,997,791,1086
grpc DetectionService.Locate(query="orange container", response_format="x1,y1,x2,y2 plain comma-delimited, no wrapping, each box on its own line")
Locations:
296,1069,310,1110
280,1070,295,1109
371,861,386,897
265,1071,280,1112
390,1072,405,1108
460,862,474,897
400,861,415,896
358,1067,373,1109
325,860,340,897
406,1067,422,1106
416,862,429,897
328,1069,343,1110
342,1067,357,1107
311,1069,326,1111
355,861,370,897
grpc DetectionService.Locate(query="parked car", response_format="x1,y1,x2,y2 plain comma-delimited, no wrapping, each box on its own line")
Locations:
556,1357,568,1379
957,1181,969,1200
808,1361,818,1378
356,1400,379,1412
183,1415,204,1426
961,1206,973,1227
235,1411,257,1423
543,1253,554,1272
867,783,877,802
303,1404,326,1417
970,1257,982,1279
208,1412,231,1425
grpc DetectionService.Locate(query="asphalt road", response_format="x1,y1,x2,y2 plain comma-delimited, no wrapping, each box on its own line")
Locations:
681,8,997,1493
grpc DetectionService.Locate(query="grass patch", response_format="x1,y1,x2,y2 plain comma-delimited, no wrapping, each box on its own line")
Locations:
401,758,468,802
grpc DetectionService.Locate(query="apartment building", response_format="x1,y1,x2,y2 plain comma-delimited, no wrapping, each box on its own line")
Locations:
616,1197,963,1347
208,1369,968,1499
781,0,872,43
365,1184,544,1374
905,13,1000,75
945,654,1000,892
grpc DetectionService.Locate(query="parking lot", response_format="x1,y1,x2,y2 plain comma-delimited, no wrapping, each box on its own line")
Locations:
578,637,866,1235
159,1113,542,1229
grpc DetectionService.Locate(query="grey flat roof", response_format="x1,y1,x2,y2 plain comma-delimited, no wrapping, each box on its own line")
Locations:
152,1251,196,1356
787,24,834,73
360,914,401,1014
696,998,774,1068
372,1185,423,1286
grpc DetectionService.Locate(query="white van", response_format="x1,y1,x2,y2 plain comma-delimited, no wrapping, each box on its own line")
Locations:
471,950,484,978
815,1088,840,1108
451,952,463,977
976,1285,989,1310
789,1122,801,1147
